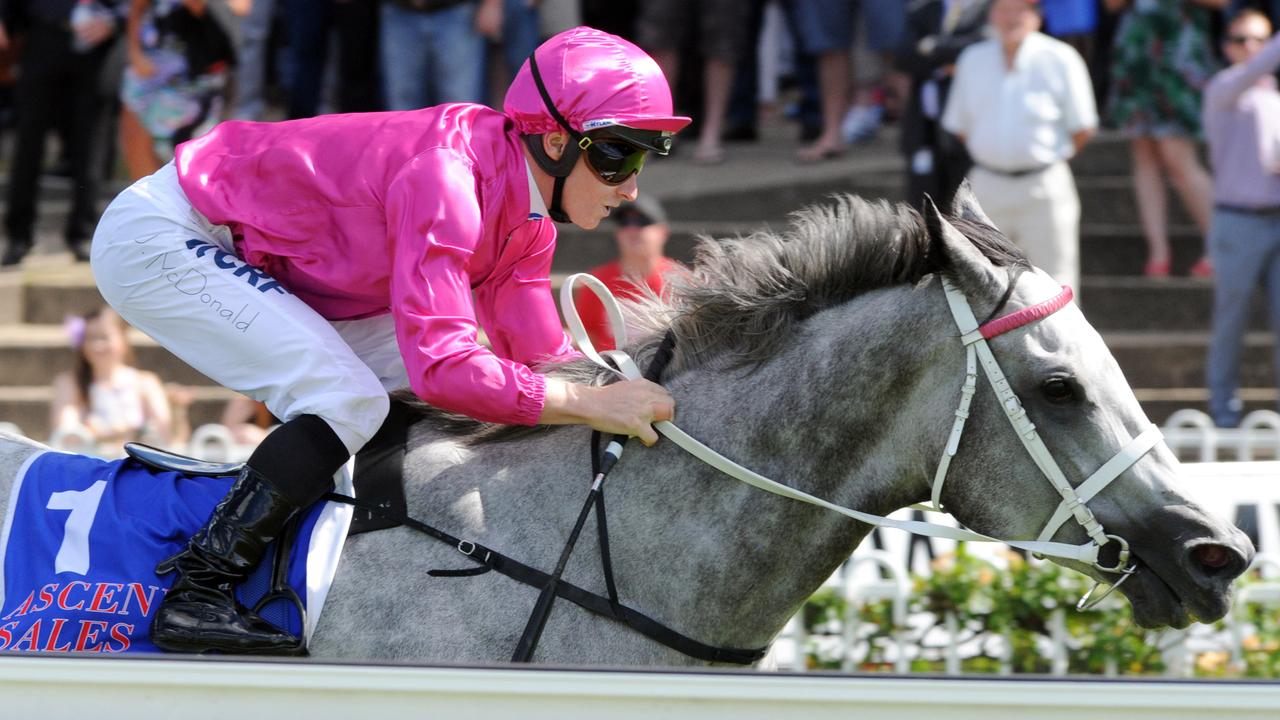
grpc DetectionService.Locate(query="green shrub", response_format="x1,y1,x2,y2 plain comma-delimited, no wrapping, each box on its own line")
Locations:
799,546,1279,677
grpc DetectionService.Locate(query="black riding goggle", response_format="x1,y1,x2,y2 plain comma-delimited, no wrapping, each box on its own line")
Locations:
578,134,649,186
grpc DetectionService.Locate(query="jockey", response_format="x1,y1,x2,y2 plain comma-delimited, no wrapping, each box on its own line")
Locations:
89,26,688,655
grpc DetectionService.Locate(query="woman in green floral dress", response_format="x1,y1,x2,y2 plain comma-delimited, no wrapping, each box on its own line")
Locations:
1105,0,1226,276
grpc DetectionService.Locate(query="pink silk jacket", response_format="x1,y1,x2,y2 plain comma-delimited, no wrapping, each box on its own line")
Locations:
174,104,575,426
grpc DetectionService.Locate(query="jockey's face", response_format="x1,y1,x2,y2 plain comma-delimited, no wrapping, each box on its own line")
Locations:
566,153,640,230
543,130,640,230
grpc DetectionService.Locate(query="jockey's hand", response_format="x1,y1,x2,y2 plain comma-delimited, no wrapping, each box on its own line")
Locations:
540,377,674,446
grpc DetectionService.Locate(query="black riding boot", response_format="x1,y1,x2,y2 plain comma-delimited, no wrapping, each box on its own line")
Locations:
150,466,304,655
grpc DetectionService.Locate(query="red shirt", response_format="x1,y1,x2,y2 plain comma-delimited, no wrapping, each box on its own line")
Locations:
574,258,681,351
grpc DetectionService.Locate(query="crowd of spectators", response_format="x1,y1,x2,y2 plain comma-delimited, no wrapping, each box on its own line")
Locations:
1,1,1277,266
3,0,1280,441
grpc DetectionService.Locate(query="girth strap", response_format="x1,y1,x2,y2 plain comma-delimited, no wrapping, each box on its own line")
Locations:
591,431,622,608
321,492,767,665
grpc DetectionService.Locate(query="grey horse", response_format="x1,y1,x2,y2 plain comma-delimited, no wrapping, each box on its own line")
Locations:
0,191,1254,665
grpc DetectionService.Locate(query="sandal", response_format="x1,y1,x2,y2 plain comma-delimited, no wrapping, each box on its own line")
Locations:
796,142,846,164
1189,257,1214,278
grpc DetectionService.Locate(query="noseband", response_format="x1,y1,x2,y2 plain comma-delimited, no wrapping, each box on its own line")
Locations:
563,271,1162,610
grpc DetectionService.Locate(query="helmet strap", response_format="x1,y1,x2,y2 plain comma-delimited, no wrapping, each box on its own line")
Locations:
528,49,582,142
524,48,589,225
549,176,571,224
522,134,579,224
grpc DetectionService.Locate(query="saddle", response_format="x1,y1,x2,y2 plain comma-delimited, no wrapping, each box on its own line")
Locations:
125,401,415,536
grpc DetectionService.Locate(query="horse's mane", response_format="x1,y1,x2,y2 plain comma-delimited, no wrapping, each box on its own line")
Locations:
404,194,1026,443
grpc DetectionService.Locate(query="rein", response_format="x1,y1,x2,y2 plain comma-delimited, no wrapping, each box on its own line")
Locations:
562,270,1159,611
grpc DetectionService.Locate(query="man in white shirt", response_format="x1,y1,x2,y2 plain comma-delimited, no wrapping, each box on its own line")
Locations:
942,0,1097,291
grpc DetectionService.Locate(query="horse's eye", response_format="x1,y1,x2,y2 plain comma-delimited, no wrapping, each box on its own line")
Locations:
1042,377,1076,404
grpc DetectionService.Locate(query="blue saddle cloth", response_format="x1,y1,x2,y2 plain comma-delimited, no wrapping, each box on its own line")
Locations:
0,451,326,653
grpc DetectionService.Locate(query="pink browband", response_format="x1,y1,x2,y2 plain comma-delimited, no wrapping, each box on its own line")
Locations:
978,285,1074,340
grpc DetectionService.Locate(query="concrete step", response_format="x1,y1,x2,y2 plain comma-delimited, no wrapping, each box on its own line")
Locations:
3,319,1270,393
7,271,1270,380
1072,137,1139,177
20,163,1153,231
654,171,1195,228
1078,276,1268,333
1133,387,1277,427
0,385,238,444
0,324,214,387
17,267,1246,339
1106,331,1276,389
557,222,1207,278
1079,225,1204,277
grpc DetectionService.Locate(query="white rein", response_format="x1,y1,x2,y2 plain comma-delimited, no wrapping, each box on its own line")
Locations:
560,273,1159,605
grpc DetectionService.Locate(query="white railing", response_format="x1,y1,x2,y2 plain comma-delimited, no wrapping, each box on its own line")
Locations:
1163,409,1280,462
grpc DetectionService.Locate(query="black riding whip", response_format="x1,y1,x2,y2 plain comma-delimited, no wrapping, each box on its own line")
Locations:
510,332,676,663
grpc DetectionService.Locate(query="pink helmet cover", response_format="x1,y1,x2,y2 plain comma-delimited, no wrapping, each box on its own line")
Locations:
504,26,692,136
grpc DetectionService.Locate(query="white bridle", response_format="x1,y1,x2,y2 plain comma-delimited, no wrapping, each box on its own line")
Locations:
561,272,1161,608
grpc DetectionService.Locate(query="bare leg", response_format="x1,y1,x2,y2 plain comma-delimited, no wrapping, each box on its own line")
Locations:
797,49,849,162
120,107,162,181
1130,137,1170,274
1156,135,1215,269
694,57,733,164
1156,136,1215,274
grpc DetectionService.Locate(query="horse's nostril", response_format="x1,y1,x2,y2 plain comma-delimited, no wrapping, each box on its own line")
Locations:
1193,544,1231,570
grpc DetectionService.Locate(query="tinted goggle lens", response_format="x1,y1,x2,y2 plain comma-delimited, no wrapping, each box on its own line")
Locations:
583,139,647,185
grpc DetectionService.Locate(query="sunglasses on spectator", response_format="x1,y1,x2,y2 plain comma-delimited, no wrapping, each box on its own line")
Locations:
1227,34,1269,45
615,212,653,228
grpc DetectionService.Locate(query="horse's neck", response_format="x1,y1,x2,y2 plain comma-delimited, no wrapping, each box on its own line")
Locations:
592,323,938,649
403,294,947,655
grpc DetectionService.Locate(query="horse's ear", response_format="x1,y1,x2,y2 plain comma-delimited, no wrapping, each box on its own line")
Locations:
951,180,996,229
922,194,1003,295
